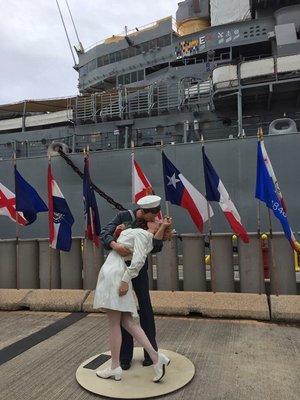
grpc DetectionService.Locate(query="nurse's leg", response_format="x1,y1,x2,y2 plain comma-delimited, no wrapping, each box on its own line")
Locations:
106,309,122,369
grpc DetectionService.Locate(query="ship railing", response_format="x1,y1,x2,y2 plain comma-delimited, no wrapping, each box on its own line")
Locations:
0,233,298,294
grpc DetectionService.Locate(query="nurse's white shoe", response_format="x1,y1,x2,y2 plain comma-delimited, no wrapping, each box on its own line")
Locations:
153,353,171,383
96,366,122,381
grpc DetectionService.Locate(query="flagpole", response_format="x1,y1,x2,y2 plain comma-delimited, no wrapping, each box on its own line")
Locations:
160,140,171,216
259,127,279,296
201,135,216,293
48,155,53,290
256,128,263,295
13,152,20,290
131,140,135,204
87,146,97,274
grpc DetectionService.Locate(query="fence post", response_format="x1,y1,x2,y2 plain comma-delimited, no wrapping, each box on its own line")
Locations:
181,234,206,291
210,234,235,292
38,239,61,289
60,238,83,289
83,241,104,290
156,236,178,291
18,239,39,288
268,233,297,295
0,240,16,288
238,233,265,293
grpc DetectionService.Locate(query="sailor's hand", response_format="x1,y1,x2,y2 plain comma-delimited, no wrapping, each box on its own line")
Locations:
162,216,172,228
119,281,129,296
110,242,132,257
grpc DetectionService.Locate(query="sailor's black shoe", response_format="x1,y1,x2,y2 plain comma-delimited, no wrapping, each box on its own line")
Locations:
120,361,131,370
142,359,153,366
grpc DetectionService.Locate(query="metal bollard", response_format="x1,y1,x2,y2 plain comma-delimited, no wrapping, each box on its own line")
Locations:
60,238,83,289
83,240,104,290
0,240,16,288
268,233,297,295
18,240,39,288
210,234,235,292
238,233,265,294
181,234,206,291
38,239,60,289
156,236,178,291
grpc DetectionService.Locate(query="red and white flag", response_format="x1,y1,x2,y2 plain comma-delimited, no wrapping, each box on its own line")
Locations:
0,183,27,225
132,153,163,220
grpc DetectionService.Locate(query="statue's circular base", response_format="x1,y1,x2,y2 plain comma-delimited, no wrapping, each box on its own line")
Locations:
76,347,195,399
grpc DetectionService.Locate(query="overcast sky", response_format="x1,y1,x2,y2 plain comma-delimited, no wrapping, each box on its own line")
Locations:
0,0,177,104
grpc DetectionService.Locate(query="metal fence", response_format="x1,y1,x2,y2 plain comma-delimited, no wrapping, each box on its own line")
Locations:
0,233,298,295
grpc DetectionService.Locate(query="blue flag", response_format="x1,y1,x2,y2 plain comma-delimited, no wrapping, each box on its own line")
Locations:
15,167,48,225
83,156,101,247
255,141,298,250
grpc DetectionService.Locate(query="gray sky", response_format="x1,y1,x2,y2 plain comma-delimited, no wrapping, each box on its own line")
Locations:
0,0,177,104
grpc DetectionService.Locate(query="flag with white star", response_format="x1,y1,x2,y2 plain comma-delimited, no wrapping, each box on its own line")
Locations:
162,151,213,232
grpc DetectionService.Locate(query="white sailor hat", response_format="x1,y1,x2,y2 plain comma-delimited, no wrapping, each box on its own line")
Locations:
137,195,161,209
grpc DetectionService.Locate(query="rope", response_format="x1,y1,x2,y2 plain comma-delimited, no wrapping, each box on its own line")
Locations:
58,149,126,211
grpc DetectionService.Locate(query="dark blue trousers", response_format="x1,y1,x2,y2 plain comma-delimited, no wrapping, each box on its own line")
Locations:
120,261,158,363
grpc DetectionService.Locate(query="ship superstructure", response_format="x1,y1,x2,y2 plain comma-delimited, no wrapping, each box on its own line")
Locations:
0,0,299,157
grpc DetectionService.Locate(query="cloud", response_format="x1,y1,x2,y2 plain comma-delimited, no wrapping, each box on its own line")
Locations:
0,0,178,104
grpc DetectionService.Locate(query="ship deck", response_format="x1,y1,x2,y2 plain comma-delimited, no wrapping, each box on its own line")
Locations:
0,311,299,400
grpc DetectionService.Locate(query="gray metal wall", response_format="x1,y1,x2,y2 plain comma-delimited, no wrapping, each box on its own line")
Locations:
0,133,299,239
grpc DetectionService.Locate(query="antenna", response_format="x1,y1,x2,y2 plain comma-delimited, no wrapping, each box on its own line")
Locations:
64,0,84,52
55,0,77,64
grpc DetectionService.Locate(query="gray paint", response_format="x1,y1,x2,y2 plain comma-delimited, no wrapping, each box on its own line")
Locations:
0,134,300,239
210,235,235,292
182,234,206,291
156,237,179,291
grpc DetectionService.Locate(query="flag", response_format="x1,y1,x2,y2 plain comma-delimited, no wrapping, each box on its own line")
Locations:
14,167,48,225
260,140,287,212
162,151,213,232
202,146,249,243
0,182,27,225
83,155,101,247
48,165,74,251
132,153,163,220
255,140,300,251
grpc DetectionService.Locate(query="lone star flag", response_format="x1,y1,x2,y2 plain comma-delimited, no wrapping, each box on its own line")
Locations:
202,146,249,243
162,151,212,232
48,165,74,252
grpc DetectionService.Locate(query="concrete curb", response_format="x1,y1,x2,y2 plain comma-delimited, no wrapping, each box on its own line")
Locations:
150,291,270,320
1,289,299,322
23,289,91,312
270,295,300,323
0,289,33,310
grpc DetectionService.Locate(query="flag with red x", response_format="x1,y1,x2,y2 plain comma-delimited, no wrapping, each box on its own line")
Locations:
0,183,27,225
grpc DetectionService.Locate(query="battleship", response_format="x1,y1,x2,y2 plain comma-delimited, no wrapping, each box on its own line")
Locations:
0,0,300,240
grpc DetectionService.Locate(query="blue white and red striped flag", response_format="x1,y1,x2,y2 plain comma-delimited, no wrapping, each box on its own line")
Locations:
48,165,74,251
162,151,212,232
202,146,249,243
255,140,300,251
83,155,101,247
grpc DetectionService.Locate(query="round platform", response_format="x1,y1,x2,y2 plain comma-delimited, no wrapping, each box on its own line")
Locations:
76,347,195,399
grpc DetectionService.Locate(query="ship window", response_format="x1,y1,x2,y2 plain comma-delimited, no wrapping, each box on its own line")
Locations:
135,45,142,55
149,39,157,50
103,54,109,65
109,53,116,63
124,73,131,84
97,57,103,67
118,75,124,85
131,71,137,82
141,41,149,53
115,51,121,62
138,70,144,81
